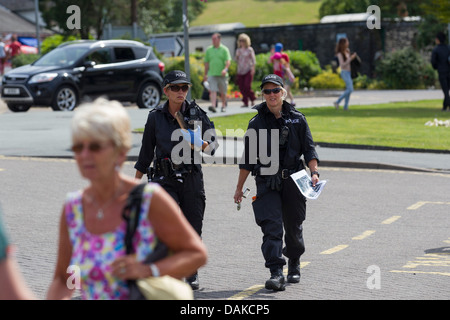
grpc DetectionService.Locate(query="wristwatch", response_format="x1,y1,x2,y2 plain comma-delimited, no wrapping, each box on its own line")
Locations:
311,171,320,178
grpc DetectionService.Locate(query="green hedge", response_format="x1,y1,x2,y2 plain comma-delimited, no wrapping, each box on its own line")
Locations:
375,47,437,89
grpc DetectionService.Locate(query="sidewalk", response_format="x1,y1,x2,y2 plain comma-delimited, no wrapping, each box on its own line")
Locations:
189,89,450,174
1,89,449,173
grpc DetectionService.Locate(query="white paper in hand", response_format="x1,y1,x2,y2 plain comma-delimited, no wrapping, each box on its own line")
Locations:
290,169,327,200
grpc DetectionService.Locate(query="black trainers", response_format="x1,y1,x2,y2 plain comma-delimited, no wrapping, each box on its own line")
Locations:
287,259,300,283
186,272,199,290
208,106,217,113
265,269,286,291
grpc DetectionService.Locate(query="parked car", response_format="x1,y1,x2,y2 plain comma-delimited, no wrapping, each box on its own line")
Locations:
1,40,165,112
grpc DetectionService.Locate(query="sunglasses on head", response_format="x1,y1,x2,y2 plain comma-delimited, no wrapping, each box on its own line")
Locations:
168,85,189,92
262,88,282,95
71,141,110,154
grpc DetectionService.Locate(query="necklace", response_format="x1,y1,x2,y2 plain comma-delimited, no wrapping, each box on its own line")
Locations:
86,181,123,220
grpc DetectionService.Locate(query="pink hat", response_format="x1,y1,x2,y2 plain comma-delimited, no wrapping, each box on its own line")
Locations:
272,52,282,60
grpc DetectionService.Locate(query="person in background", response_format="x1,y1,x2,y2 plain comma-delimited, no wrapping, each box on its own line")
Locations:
333,37,357,111
204,33,231,113
46,98,207,300
269,43,295,106
0,205,36,299
234,74,320,292
0,37,6,76
235,33,256,108
431,31,450,111
7,35,22,61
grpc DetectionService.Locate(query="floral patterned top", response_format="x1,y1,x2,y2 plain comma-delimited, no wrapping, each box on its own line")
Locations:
64,183,159,300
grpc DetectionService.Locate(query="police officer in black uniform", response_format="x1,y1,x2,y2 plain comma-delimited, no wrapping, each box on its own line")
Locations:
135,70,218,290
234,74,320,291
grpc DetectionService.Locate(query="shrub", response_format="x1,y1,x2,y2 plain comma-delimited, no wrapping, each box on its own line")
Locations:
375,47,437,89
309,70,344,89
11,54,40,68
40,34,81,55
285,50,322,87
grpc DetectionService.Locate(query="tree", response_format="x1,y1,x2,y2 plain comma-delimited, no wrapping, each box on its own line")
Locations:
40,0,205,39
319,0,429,19
420,0,450,25
319,0,371,18
138,0,205,35
40,0,130,39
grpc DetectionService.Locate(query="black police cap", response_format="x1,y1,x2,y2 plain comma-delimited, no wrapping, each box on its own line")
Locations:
260,74,284,89
163,70,191,87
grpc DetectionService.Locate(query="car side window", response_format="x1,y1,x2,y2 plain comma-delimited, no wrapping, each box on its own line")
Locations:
114,47,135,62
85,48,112,65
132,47,149,60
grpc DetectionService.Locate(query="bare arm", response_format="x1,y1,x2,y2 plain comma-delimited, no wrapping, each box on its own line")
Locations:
0,256,36,299
307,159,319,187
234,169,251,204
112,186,207,280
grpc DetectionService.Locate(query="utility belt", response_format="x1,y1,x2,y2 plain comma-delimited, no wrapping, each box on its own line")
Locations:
253,167,298,179
150,158,195,181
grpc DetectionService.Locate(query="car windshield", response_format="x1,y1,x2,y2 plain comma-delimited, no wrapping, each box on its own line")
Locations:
33,46,89,67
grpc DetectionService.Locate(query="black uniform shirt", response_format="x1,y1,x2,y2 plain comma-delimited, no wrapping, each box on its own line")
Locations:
134,100,217,174
239,101,319,174
431,44,450,74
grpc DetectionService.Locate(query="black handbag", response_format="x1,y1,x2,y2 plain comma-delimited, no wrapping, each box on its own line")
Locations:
122,183,192,300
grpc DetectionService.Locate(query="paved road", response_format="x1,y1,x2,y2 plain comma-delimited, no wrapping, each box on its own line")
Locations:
1,89,449,302
0,157,449,301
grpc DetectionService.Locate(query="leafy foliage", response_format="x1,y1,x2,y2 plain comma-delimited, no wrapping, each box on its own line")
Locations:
375,47,437,89
309,69,345,89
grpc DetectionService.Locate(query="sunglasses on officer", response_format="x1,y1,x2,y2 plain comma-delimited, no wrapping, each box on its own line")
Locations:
168,85,190,92
262,88,282,95
71,141,112,154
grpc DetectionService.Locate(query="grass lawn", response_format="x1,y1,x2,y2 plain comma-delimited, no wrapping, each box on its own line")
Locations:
191,0,322,27
210,100,450,151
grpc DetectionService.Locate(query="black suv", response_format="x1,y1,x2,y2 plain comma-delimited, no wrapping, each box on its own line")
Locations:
1,40,165,112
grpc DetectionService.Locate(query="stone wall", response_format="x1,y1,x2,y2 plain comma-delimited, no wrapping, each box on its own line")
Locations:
235,20,419,78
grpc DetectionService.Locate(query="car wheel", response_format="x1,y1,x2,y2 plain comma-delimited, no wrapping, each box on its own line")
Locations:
137,82,161,109
51,86,78,111
6,104,31,112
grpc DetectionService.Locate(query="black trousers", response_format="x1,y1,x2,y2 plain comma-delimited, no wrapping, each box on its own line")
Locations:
252,175,306,273
154,170,206,237
438,72,450,109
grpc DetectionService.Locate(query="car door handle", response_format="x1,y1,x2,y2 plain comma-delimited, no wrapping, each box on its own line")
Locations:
106,71,114,75
135,68,142,72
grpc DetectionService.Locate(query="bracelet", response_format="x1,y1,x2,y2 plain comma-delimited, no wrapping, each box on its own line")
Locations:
149,263,160,277
311,171,320,178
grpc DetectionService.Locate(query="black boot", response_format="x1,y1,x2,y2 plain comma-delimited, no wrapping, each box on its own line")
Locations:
287,259,300,283
186,272,199,290
265,268,286,291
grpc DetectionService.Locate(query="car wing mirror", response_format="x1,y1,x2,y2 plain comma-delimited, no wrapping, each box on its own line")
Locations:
84,61,96,68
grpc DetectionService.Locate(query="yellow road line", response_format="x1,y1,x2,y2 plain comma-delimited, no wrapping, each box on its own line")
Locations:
407,201,450,210
227,284,265,300
227,262,310,300
320,244,348,255
352,230,376,240
390,270,450,277
381,215,401,224
407,201,428,210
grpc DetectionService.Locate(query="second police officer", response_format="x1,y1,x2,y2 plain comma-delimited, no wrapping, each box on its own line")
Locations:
234,74,320,291
135,70,218,290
